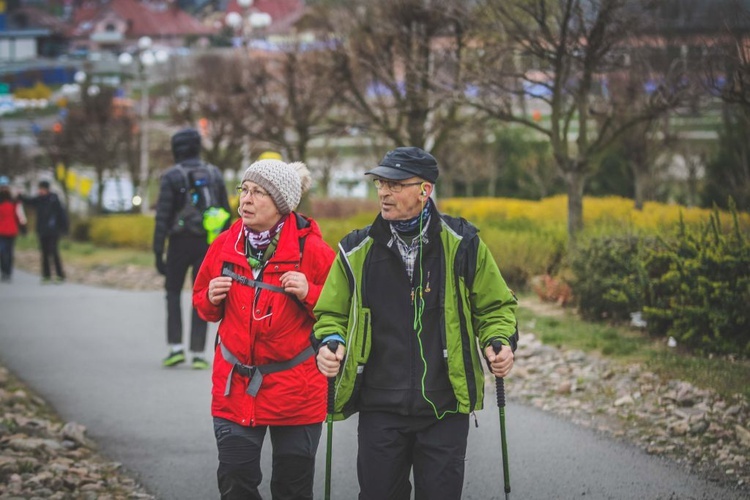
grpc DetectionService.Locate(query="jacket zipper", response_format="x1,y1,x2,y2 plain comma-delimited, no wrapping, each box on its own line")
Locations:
361,311,369,358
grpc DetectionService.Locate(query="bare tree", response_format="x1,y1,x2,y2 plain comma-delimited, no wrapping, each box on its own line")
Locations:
314,0,473,159
235,43,345,163
468,0,684,244
54,85,137,213
170,44,343,173
703,3,750,209
704,2,750,110
169,53,246,172
438,121,495,196
602,73,678,210
0,130,31,180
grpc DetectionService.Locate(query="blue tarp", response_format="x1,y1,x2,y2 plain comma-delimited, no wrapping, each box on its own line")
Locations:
3,65,78,90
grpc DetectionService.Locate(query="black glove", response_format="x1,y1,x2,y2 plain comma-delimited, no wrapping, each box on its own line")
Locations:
155,253,167,276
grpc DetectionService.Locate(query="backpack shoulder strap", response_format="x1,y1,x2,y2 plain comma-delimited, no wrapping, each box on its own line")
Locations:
174,165,192,206
198,161,221,207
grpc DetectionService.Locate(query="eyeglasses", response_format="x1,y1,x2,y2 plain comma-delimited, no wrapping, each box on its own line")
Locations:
236,186,269,199
373,178,423,193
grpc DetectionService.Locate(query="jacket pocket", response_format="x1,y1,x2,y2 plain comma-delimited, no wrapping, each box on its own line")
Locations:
354,308,371,363
339,364,364,417
333,306,371,416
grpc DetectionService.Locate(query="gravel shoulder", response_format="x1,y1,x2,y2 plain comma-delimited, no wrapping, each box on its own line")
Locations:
2,249,749,498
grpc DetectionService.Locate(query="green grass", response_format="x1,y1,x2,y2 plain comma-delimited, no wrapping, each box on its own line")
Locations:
516,305,643,358
645,352,750,400
61,240,153,267
18,235,153,267
516,294,750,400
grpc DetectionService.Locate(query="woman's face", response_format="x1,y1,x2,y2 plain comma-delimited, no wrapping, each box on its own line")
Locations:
237,181,281,232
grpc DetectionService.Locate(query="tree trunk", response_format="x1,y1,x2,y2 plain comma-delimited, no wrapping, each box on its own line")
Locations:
96,170,105,214
487,150,497,197
565,170,585,248
633,163,647,211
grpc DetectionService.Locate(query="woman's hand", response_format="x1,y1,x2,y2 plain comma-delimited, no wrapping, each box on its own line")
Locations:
280,271,308,300
208,276,232,305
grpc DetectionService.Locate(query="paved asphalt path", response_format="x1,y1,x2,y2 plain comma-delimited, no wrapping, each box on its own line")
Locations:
0,269,744,499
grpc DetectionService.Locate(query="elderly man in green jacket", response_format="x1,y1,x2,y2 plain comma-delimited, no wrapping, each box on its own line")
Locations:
314,146,518,500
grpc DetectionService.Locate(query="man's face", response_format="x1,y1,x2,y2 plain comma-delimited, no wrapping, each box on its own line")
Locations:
373,176,426,221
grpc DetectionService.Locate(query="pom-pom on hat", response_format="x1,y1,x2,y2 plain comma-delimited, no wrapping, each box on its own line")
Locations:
241,160,312,215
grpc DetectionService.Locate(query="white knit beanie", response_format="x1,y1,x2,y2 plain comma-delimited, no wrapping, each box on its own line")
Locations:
241,159,312,215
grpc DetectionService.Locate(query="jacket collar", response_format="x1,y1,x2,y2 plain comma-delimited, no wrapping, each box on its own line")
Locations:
219,212,317,267
369,200,442,245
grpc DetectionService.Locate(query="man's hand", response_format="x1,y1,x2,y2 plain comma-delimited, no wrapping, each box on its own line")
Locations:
484,343,514,378
155,253,166,276
317,343,346,378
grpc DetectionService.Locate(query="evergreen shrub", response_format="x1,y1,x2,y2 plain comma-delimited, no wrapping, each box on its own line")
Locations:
643,207,750,355
570,235,654,322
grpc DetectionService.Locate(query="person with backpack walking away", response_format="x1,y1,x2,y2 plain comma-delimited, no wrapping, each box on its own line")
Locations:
0,176,27,282
21,180,67,284
193,159,335,500
313,146,519,500
153,128,231,369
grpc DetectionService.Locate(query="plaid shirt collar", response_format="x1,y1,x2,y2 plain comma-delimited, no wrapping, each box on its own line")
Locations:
388,214,431,281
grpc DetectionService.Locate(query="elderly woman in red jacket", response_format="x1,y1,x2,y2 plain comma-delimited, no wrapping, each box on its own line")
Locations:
193,159,335,500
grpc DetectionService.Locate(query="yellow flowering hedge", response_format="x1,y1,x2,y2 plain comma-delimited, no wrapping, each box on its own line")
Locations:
81,195,748,292
89,215,155,250
439,195,750,234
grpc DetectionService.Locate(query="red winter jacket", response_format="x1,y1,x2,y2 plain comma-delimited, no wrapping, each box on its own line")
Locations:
0,200,22,237
193,213,335,427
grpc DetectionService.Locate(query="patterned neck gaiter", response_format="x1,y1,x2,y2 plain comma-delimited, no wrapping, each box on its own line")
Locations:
391,200,431,234
245,217,285,269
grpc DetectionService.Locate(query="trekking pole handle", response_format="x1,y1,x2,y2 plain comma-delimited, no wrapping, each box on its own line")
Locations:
325,341,339,414
491,340,506,409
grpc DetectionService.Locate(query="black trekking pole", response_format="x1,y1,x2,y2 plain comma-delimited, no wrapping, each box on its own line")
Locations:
491,340,511,500
324,340,339,500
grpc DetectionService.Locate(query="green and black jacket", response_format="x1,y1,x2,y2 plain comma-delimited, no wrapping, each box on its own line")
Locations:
313,204,518,421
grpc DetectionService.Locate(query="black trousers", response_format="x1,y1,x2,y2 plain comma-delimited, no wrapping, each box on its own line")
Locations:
0,236,15,278
164,234,208,352
357,411,470,500
213,418,322,500
38,233,64,279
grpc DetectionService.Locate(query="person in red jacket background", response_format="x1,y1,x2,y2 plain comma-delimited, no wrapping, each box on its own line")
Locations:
0,176,27,282
193,158,335,500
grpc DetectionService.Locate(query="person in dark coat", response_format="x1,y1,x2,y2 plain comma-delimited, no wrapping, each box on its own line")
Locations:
22,180,67,283
153,128,231,369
